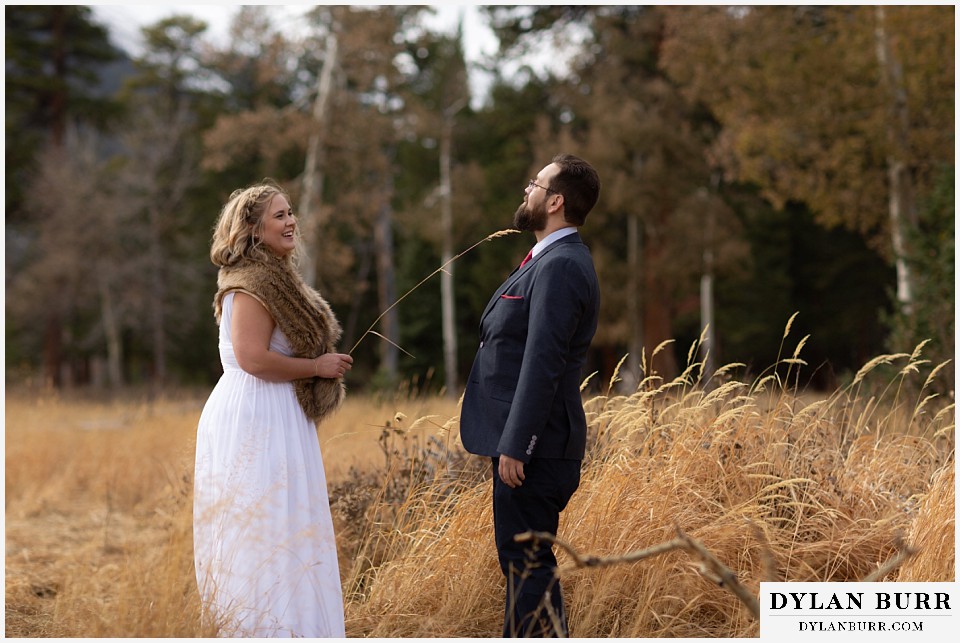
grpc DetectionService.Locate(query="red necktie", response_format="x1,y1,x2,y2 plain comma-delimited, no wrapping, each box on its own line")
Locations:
519,250,533,268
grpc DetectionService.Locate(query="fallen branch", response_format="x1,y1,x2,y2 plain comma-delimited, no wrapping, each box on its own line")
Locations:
674,528,760,618
516,531,686,573
515,526,761,620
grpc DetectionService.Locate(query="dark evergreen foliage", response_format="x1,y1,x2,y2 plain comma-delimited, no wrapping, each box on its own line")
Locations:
5,5,121,218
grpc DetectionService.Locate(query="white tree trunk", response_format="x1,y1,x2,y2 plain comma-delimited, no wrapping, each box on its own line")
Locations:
699,183,718,388
700,266,715,386
874,6,915,312
439,100,466,398
623,211,643,393
299,31,338,288
622,155,645,393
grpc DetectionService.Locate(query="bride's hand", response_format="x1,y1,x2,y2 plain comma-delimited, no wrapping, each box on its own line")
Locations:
313,353,354,379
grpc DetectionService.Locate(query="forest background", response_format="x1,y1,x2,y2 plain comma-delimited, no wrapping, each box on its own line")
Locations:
4,4,956,639
4,4,955,399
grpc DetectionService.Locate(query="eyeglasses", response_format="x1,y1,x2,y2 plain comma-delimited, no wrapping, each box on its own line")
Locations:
527,179,559,194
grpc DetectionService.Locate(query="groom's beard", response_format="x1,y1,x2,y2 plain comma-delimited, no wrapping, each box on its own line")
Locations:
513,198,547,232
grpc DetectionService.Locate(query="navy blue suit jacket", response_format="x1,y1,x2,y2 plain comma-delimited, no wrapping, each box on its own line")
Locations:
460,232,600,462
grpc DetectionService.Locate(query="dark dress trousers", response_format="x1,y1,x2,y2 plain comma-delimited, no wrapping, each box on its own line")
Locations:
460,232,600,637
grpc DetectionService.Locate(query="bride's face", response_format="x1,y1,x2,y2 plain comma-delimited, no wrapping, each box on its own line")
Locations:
257,194,297,257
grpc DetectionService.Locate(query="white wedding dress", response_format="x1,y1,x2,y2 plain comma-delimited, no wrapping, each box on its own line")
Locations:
194,292,345,638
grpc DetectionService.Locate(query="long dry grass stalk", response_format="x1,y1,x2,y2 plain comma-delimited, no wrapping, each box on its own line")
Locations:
349,228,520,355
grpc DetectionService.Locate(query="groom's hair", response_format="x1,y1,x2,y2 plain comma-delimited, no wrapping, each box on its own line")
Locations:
550,153,600,226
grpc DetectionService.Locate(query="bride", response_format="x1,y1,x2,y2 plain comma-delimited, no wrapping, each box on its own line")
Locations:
193,180,353,637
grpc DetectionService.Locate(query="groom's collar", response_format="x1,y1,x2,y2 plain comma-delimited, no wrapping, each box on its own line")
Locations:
530,226,577,259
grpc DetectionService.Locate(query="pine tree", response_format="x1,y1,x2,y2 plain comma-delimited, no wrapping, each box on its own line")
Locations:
5,5,121,386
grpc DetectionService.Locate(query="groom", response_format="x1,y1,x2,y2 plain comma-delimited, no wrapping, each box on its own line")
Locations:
460,153,601,637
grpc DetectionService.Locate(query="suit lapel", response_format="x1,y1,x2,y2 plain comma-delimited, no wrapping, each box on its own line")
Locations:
480,233,583,326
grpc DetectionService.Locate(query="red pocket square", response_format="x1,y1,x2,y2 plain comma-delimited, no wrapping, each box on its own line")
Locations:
500,294,524,300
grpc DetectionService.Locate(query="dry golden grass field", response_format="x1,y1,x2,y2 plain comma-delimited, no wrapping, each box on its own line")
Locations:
5,340,955,638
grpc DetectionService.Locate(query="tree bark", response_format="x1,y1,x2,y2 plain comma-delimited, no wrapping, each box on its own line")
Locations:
874,6,916,312
699,180,719,388
700,256,715,386
624,211,643,392
299,30,339,288
622,155,645,392
439,98,466,398
97,269,123,388
374,180,398,384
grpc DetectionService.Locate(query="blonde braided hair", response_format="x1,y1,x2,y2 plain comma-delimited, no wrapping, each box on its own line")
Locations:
210,179,300,267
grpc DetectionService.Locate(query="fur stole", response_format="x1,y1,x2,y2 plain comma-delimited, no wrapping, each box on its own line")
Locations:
214,253,345,424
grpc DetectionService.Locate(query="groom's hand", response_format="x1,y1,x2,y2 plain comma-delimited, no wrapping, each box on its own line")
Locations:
498,454,526,488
